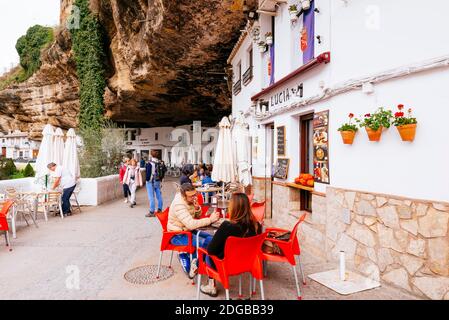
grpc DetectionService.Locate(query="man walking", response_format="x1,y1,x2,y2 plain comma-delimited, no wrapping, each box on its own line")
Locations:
47,162,76,216
145,150,166,217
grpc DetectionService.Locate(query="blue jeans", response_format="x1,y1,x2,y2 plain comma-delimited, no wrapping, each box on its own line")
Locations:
146,180,163,212
62,185,76,214
170,230,213,261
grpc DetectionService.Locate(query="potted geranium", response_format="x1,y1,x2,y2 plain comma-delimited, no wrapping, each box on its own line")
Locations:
338,113,358,145
265,32,273,46
301,0,311,11
258,41,267,53
356,107,393,142
289,4,299,21
393,104,417,141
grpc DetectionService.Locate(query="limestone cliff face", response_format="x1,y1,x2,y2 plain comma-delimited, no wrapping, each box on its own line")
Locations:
0,0,253,139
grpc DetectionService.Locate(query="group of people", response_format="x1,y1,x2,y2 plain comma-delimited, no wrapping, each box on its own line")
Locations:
167,183,261,297
119,156,261,298
119,150,167,215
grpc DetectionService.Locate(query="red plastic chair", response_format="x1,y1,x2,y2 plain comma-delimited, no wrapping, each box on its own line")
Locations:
261,213,307,300
196,193,210,218
251,201,266,224
155,208,196,278
0,200,14,251
196,232,267,300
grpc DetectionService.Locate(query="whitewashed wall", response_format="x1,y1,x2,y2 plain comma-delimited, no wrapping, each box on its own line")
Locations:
230,0,449,202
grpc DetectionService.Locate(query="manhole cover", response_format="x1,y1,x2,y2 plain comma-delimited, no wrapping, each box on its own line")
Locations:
124,265,174,285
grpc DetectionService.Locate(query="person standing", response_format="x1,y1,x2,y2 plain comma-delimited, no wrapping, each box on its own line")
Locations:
123,159,143,208
145,150,166,217
119,158,130,203
47,162,77,216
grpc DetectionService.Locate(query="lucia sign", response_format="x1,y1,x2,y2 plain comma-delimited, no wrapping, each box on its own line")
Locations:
268,83,303,110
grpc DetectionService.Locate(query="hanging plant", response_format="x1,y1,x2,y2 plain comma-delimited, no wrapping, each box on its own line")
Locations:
265,32,273,46
393,104,418,141
338,113,358,145
289,4,299,21
356,107,393,142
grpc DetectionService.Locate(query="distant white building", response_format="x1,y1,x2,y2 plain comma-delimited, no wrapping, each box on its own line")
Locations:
0,130,40,160
123,124,218,165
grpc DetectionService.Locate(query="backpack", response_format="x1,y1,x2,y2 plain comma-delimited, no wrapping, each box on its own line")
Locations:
151,161,166,181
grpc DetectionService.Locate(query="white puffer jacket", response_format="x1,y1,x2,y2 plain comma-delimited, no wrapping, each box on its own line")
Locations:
167,193,212,231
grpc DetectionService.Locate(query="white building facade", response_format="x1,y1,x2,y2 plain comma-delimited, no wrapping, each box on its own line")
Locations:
123,124,218,166
0,130,40,160
229,0,449,299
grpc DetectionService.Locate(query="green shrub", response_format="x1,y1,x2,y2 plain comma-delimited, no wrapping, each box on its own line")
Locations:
70,0,107,133
15,25,54,81
23,163,35,177
0,158,18,180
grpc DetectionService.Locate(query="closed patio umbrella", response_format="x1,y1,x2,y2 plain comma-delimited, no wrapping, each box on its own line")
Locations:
187,144,196,164
34,124,54,189
162,148,170,166
171,146,183,167
232,113,252,187
63,128,80,183
53,127,64,166
212,116,236,199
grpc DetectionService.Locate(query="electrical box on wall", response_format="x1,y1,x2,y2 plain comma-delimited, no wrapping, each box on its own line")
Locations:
342,208,351,224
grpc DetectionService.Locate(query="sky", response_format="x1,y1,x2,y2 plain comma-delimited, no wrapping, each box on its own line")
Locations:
0,0,60,75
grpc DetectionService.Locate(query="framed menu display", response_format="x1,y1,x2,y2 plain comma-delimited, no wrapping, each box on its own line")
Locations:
313,110,330,184
274,158,290,180
277,126,286,156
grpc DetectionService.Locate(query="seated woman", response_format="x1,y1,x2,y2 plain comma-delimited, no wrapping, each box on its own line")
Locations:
168,183,220,278
179,164,194,185
200,170,215,201
197,193,262,297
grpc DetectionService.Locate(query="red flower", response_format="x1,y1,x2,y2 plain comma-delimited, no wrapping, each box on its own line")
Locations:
398,104,404,110
395,112,404,118
364,113,371,117
348,113,354,118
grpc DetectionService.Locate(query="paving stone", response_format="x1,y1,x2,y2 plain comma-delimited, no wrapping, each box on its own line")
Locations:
412,277,449,300
407,239,426,258
377,206,400,229
382,267,411,292
400,220,418,236
418,207,449,238
428,238,449,276
399,254,424,276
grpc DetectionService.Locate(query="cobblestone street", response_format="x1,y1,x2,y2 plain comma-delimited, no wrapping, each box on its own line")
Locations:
0,178,422,300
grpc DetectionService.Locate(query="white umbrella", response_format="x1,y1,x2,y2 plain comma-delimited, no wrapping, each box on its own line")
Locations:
63,128,80,182
187,144,196,164
34,124,54,189
53,127,64,165
162,148,170,166
212,116,236,199
171,146,183,167
232,113,252,187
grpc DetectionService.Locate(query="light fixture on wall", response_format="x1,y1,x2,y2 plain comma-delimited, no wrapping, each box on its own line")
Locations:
314,8,320,13
316,35,322,44
301,0,311,11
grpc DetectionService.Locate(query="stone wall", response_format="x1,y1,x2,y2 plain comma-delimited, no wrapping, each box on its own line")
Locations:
252,178,449,299
252,177,272,219
326,187,449,300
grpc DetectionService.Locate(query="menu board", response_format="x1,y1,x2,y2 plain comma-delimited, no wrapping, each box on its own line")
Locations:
274,158,290,180
313,110,330,184
277,126,286,156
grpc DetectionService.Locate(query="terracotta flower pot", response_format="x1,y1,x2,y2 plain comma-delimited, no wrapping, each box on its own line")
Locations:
365,126,383,142
396,123,417,141
340,130,356,145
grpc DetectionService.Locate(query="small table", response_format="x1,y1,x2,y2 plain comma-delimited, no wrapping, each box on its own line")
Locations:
196,186,222,204
209,199,230,219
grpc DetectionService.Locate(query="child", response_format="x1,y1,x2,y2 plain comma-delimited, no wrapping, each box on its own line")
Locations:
123,159,143,208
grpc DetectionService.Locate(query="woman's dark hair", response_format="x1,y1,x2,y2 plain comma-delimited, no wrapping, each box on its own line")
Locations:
228,193,260,236
204,170,211,177
182,164,194,176
180,183,196,196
